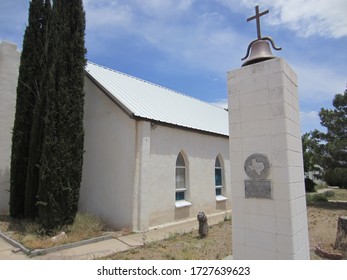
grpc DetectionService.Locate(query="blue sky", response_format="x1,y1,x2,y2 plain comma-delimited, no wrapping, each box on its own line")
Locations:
1,0,346,134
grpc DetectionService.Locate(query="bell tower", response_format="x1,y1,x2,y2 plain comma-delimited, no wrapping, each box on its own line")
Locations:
241,5,281,67
227,6,310,259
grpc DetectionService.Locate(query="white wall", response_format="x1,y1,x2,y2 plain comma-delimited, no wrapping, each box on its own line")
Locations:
79,64,232,232
0,42,20,213
79,77,137,230
146,124,231,228
80,83,231,231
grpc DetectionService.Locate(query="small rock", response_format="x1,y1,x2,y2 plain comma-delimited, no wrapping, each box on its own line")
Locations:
315,245,343,260
12,248,22,253
51,231,67,243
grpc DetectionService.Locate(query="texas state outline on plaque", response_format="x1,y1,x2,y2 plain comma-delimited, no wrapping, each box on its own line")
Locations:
248,158,265,175
244,153,270,180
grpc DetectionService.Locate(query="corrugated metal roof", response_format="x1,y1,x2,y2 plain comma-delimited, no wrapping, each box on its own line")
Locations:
85,61,229,136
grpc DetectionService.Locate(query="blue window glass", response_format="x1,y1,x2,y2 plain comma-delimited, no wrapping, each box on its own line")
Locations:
215,169,222,186
176,153,186,201
216,188,222,196
176,191,185,201
215,157,223,196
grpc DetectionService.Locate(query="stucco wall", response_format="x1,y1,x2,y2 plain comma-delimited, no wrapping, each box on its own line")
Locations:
79,77,137,229
80,85,231,231
0,42,20,213
146,124,231,228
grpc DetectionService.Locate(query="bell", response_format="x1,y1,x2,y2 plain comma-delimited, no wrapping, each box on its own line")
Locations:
242,39,275,67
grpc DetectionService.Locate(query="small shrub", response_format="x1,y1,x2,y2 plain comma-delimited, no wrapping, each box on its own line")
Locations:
64,212,105,241
324,168,347,189
305,178,316,193
224,216,231,222
306,193,328,203
324,190,335,197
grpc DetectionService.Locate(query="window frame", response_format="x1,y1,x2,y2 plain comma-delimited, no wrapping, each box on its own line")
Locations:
175,152,191,207
215,156,228,201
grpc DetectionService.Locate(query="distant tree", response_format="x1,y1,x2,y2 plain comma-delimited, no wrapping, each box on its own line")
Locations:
37,0,86,230
302,132,319,175
309,90,347,188
302,132,320,192
10,0,47,218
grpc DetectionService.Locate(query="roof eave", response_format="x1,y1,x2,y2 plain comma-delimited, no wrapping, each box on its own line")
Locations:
85,70,135,118
133,115,229,138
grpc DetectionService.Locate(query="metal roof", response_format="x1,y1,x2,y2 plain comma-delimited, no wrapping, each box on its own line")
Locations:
85,62,229,136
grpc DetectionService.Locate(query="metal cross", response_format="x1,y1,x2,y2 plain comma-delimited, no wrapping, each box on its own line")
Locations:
247,5,269,39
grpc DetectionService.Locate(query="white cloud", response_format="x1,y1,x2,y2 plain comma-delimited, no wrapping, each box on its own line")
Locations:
134,0,195,14
300,111,319,121
210,98,228,109
84,0,133,31
300,110,322,133
293,63,345,103
218,0,347,38
84,0,244,75
265,0,347,38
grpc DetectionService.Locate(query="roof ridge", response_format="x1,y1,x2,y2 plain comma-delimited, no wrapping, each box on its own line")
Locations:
86,61,225,111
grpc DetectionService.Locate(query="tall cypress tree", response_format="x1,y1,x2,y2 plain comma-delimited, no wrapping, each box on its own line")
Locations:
37,0,86,230
10,0,46,218
24,0,52,219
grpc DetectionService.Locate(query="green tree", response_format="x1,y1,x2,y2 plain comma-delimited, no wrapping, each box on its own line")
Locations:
10,0,47,218
37,0,86,230
310,90,347,188
302,132,321,192
24,0,52,219
302,132,318,175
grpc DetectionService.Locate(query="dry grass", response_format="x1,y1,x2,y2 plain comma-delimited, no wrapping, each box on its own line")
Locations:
330,189,347,201
0,212,107,250
106,220,232,260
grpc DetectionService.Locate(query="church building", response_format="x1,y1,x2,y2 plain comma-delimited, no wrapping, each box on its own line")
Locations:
0,41,231,231
0,42,20,213
81,62,231,231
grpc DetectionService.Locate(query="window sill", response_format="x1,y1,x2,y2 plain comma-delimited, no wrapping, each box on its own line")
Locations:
216,195,228,202
175,200,192,208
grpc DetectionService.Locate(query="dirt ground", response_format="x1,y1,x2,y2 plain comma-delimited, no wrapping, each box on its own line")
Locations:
106,203,347,260
107,220,232,260
308,202,347,259
1,202,346,260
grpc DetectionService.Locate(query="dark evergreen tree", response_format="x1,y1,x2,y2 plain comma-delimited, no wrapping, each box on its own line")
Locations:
24,0,52,219
10,0,47,218
37,0,86,230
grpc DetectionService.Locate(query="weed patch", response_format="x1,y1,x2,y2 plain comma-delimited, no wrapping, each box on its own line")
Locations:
0,212,107,250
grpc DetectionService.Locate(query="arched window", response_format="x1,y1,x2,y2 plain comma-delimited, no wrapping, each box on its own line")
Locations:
175,153,186,201
215,156,223,196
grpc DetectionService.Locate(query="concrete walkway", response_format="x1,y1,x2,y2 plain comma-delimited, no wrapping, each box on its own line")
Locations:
0,212,230,260
0,237,28,260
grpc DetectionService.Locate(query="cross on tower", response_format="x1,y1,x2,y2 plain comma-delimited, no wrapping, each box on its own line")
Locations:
247,5,269,39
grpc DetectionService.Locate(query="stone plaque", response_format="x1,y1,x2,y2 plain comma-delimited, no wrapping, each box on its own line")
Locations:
244,153,270,180
245,180,272,198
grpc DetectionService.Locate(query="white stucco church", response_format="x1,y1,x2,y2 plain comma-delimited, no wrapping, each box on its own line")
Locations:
0,41,231,231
